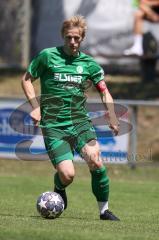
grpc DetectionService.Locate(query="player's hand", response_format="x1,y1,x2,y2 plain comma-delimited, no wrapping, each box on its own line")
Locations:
109,115,120,136
109,123,120,136
30,107,41,126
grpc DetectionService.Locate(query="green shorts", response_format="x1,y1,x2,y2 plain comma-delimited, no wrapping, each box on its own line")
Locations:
42,121,97,166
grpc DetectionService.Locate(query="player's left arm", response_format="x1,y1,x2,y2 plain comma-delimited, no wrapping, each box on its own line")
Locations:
96,80,119,136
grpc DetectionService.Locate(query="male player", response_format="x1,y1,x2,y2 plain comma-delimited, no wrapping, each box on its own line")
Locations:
22,15,120,221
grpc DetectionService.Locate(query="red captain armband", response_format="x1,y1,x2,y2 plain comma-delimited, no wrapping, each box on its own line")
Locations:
96,80,108,93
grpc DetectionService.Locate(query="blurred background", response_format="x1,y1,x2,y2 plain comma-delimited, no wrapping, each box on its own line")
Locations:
1,0,159,73
0,0,159,164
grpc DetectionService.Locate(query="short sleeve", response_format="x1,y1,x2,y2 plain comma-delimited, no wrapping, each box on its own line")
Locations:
27,49,49,79
88,60,105,85
132,0,139,8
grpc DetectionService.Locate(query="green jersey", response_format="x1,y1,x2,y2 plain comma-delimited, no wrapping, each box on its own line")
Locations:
132,0,139,8
28,46,104,127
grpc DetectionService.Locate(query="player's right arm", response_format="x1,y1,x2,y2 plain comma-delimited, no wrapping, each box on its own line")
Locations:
22,49,49,125
21,72,41,126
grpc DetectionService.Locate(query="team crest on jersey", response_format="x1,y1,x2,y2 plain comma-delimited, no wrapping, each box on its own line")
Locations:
76,66,83,74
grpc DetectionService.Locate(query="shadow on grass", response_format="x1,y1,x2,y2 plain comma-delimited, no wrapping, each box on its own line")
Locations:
0,213,93,221
0,213,41,219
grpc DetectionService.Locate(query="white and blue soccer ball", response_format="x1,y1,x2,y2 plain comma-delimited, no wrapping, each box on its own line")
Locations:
36,191,64,219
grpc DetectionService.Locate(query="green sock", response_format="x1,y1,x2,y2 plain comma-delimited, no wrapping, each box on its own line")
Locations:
90,166,109,202
54,172,66,190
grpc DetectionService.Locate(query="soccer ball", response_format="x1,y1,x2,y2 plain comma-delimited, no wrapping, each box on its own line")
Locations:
36,191,64,219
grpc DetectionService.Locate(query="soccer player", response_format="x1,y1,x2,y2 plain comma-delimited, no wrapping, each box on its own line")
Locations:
22,15,120,221
124,0,159,56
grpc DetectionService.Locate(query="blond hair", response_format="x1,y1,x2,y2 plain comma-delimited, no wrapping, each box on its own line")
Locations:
61,15,87,39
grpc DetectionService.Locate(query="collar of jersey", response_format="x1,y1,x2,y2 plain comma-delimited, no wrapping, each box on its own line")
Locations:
60,46,80,59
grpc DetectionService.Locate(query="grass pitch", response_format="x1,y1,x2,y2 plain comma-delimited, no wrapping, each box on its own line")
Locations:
0,160,159,240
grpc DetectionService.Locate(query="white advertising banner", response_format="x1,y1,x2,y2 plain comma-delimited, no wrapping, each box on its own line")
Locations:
0,98,130,163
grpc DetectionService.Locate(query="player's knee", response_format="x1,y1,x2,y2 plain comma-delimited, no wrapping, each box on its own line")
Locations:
88,152,103,170
60,169,75,185
152,16,159,22
90,160,103,170
63,173,74,185
135,10,144,20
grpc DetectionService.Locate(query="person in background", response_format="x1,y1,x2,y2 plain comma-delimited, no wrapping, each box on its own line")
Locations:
124,0,159,56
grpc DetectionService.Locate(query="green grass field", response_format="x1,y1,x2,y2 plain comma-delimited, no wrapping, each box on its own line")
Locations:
0,160,159,240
